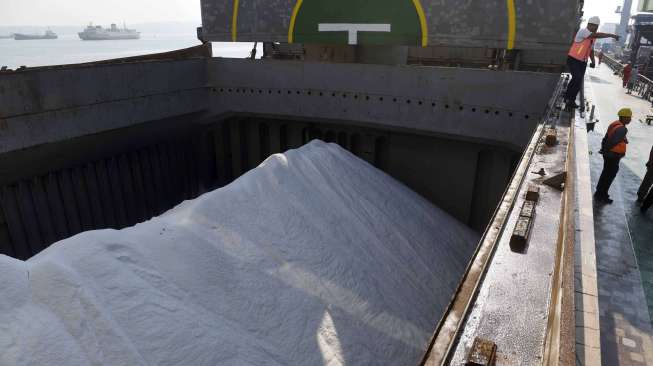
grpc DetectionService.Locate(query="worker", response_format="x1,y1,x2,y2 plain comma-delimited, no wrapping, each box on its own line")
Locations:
637,145,653,202
627,66,640,94
623,63,633,88
595,108,632,204
565,17,620,108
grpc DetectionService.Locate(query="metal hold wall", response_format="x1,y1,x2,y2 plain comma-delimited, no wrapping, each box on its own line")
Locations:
0,59,209,155
0,116,517,260
208,58,560,150
0,139,202,260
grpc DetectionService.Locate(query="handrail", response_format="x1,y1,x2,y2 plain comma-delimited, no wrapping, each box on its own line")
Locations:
602,54,624,73
603,54,653,103
633,74,653,101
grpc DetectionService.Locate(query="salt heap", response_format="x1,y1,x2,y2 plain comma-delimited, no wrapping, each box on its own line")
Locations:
0,140,479,366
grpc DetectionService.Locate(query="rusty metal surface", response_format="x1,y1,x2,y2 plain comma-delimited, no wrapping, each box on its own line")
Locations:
200,0,580,53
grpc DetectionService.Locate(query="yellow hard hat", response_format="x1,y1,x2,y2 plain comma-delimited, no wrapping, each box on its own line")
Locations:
618,108,632,117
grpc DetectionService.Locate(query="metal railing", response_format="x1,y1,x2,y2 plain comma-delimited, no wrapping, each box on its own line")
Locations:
603,54,653,104
603,54,624,73
632,75,653,101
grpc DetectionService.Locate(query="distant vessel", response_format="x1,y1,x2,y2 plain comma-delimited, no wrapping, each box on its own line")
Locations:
13,30,57,40
78,23,140,40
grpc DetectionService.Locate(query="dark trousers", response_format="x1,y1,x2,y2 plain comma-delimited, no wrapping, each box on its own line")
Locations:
643,188,653,211
638,166,653,200
596,155,621,197
566,56,587,102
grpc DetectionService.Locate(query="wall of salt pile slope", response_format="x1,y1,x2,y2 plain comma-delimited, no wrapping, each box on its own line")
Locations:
0,140,479,366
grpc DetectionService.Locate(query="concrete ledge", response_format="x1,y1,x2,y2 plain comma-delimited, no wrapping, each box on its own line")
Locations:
572,111,602,365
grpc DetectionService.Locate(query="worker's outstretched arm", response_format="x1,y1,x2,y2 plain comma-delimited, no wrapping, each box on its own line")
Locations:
589,32,619,40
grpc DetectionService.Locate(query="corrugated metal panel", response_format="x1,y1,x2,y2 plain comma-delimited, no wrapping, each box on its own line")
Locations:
0,139,206,259
0,119,423,259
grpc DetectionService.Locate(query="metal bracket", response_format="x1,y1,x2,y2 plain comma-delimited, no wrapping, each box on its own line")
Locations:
543,172,567,191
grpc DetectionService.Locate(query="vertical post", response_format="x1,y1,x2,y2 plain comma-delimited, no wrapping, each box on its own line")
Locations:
579,79,585,113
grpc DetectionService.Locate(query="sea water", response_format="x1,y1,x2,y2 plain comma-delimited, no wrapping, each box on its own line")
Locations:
0,33,256,69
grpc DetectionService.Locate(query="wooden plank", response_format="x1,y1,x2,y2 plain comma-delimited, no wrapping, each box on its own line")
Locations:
95,160,118,228
16,181,44,255
29,177,57,246
57,169,83,235
83,163,106,228
44,173,71,239
71,166,94,231
0,187,23,258
106,157,129,228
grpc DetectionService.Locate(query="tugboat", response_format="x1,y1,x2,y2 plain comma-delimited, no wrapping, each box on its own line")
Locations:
78,23,140,40
13,30,57,40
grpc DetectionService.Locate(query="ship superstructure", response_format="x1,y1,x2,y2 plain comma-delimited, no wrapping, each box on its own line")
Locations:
78,23,140,40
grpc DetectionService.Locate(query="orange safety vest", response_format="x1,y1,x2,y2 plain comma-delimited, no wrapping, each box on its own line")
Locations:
568,35,594,62
606,121,627,155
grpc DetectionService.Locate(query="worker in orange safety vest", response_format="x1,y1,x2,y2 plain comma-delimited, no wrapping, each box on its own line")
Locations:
565,16,620,108
595,108,632,204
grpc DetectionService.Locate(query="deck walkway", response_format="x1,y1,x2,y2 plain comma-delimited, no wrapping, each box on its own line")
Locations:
584,64,653,365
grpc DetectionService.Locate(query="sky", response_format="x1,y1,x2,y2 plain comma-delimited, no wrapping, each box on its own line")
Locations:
582,0,634,25
0,0,638,27
0,0,201,26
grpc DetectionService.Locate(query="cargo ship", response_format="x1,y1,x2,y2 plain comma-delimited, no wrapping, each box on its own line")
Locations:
78,23,140,40
1,0,652,365
13,30,57,40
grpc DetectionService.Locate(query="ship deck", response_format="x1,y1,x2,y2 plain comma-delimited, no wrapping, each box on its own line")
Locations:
584,63,653,365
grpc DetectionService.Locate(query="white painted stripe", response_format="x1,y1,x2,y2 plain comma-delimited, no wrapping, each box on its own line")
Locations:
318,23,391,45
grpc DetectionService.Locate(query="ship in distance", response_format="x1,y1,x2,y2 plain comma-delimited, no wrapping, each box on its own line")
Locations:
78,23,140,40
13,30,57,40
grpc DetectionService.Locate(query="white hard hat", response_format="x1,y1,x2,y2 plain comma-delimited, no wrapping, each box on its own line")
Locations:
588,16,601,25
